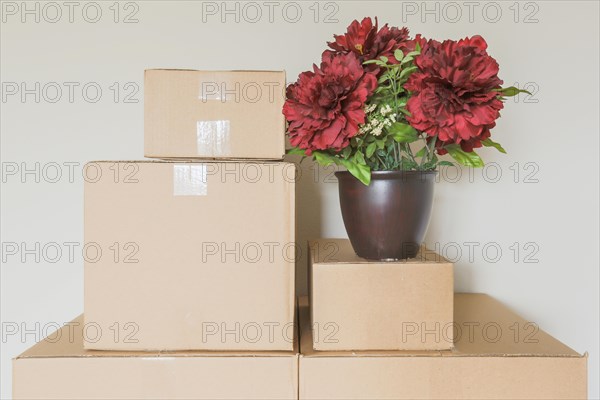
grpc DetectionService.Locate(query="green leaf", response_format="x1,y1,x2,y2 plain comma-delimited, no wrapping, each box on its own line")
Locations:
400,157,418,170
342,146,352,158
400,56,414,65
399,66,418,79
340,159,371,185
388,122,418,143
415,147,427,158
438,161,455,167
313,151,337,167
394,49,404,62
366,142,377,158
420,153,439,170
354,151,366,165
379,56,388,63
444,145,484,168
482,138,507,154
286,147,305,156
494,86,532,97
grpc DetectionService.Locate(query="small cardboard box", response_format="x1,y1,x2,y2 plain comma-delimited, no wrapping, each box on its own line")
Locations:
144,69,286,160
308,239,454,351
84,161,295,351
13,316,299,400
299,294,587,399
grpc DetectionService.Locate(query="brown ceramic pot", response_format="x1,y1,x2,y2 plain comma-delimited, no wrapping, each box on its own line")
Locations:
335,170,437,260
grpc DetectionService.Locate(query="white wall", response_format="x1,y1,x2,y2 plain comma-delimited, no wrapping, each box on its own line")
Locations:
1,1,598,398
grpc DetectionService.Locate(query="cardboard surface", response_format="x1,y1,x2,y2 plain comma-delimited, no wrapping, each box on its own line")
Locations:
309,239,454,351
144,69,286,159
84,161,295,351
13,316,299,399
299,294,587,399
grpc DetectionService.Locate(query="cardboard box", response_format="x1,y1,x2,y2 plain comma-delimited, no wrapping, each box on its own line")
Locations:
308,239,453,351
84,161,295,351
13,316,299,399
299,294,587,399
144,69,286,160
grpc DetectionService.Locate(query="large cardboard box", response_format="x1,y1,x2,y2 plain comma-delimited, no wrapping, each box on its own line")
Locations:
84,161,295,351
308,239,453,351
299,294,587,399
13,316,299,399
144,69,286,159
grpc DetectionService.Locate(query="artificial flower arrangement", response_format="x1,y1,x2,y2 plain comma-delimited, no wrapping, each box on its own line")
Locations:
284,17,528,185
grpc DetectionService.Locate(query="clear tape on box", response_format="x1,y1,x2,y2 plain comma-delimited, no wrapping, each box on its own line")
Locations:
196,120,231,157
173,164,207,196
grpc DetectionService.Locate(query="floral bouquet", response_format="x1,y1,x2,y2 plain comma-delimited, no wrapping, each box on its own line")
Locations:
284,18,527,185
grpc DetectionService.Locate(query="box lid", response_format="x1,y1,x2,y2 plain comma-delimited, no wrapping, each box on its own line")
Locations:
309,239,452,265
299,294,584,358
17,315,298,359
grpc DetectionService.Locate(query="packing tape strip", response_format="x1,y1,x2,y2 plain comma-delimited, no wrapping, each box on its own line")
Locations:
197,120,231,157
173,164,207,196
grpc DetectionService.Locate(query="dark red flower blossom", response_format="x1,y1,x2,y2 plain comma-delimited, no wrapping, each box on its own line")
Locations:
398,33,427,55
283,52,377,154
327,17,409,61
370,24,410,62
328,17,378,57
405,35,504,153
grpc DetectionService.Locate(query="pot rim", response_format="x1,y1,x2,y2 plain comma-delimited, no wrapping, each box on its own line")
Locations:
335,169,438,180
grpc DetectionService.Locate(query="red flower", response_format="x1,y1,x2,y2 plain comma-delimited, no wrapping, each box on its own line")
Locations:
328,17,378,57
283,52,377,154
405,35,504,153
399,33,427,55
327,17,409,61
370,24,410,62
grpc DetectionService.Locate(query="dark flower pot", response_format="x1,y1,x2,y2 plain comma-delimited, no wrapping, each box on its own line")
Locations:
335,170,437,260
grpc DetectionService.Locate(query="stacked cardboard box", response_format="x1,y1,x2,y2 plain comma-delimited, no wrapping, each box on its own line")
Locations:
144,70,286,160
13,295,587,399
13,70,588,399
13,316,299,399
303,239,587,399
298,294,587,399
86,70,295,352
13,69,298,398
83,160,295,351
308,239,454,351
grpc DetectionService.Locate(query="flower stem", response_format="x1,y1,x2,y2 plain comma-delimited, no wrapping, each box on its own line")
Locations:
376,153,386,169
419,136,431,168
428,135,437,166
420,151,426,168
405,143,417,167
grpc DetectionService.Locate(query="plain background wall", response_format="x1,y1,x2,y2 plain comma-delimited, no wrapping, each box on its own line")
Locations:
1,1,598,398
